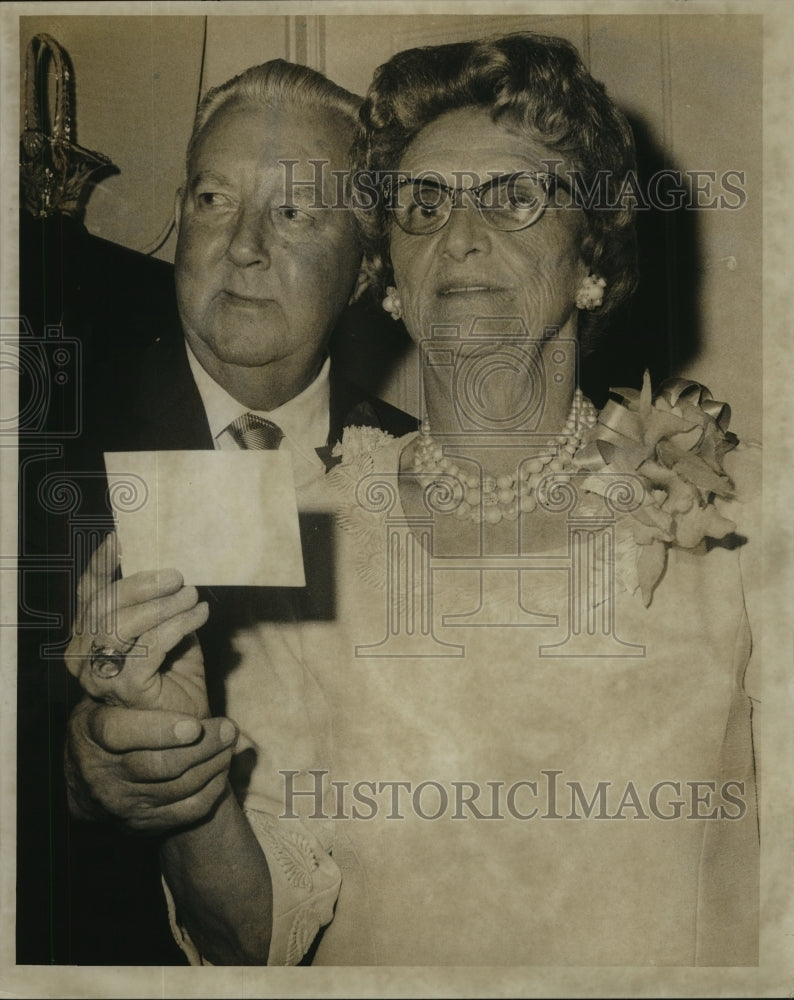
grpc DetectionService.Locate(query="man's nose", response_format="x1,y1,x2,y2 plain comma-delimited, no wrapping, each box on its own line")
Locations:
226,206,271,267
438,196,492,261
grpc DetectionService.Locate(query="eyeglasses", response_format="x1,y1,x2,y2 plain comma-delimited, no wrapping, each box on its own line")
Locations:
385,171,566,236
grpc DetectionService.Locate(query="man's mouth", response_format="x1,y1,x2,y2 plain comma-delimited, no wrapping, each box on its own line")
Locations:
221,290,272,305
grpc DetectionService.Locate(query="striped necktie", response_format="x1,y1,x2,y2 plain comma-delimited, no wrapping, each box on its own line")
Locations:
225,412,284,450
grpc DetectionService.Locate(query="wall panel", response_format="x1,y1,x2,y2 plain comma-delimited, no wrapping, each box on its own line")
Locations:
17,13,762,435
668,15,762,438
203,15,288,91
20,15,204,258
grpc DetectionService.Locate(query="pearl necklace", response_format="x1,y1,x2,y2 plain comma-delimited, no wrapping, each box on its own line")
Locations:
411,389,598,525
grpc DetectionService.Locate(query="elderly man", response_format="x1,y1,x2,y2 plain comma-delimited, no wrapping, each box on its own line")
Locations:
58,59,413,965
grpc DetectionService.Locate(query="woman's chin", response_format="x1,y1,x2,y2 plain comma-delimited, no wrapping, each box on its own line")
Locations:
408,298,579,347
411,299,535,341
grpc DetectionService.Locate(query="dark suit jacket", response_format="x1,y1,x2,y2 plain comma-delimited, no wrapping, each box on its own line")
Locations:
17,213,415,966
109,325,416,455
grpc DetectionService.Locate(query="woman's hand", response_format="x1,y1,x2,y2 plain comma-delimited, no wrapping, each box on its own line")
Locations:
65,533,210,718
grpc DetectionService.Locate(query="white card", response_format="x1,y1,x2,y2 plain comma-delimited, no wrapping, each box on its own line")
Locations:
104,450,305,587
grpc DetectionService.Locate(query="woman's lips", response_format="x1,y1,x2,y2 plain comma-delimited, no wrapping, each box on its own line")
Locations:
437,284,508,296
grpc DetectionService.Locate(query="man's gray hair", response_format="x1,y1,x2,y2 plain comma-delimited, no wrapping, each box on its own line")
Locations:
185,59,362,173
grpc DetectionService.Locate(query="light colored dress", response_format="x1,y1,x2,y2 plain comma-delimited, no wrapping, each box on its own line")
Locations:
168,425,761,967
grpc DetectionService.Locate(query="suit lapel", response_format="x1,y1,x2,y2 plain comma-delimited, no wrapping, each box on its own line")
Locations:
316,365,384,470
126,346,412,460
128,334,214,451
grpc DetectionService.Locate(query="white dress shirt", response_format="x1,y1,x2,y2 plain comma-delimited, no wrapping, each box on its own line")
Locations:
185,341,331,489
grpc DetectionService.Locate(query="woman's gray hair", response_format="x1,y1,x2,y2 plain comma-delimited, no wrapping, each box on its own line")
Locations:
352,33,639,348
185,59,361,174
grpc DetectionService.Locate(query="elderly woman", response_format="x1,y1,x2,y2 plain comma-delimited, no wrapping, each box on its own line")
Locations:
68,33,759,967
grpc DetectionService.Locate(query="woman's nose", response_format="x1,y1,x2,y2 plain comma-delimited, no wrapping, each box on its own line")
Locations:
438,197,491,261
226,206,271,268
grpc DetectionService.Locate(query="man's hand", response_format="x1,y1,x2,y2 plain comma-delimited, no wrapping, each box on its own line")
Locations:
65,697,238,832
66,534,210,717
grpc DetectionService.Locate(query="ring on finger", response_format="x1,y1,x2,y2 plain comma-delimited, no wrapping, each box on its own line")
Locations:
89,638,130,679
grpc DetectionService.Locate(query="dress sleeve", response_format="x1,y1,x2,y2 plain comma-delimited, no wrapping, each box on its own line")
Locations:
244,806,341,965
162,805,341,965
161,486,348,966
160,610,342,967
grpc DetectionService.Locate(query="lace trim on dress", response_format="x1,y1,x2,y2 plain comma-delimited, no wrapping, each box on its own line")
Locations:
327,427,403,591
244,807,341,966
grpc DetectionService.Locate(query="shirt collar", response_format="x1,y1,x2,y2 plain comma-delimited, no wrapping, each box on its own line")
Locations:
185,340,331,457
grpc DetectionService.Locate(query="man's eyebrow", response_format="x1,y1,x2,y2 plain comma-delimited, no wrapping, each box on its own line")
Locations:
189,170,233,193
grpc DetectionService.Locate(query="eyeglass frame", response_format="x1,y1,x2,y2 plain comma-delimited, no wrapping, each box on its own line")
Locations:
383,170,572,236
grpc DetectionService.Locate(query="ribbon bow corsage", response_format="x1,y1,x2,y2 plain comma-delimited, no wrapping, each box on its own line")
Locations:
573,371,739,605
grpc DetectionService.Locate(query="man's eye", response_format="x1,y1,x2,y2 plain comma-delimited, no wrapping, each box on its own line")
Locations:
277,204,313,224
196,192,231,209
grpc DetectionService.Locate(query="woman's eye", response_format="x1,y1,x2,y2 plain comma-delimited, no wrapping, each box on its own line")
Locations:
408,186,445,221
498,176,544,209
415,187,443,208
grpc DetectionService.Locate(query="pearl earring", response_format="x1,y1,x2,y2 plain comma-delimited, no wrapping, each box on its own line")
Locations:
382,286,403,321
575,275,606,311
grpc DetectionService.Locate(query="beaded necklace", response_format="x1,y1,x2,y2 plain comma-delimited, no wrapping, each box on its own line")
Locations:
410,388,598,525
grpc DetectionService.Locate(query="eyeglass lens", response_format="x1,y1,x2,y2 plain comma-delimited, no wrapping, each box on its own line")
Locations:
391,173,549,234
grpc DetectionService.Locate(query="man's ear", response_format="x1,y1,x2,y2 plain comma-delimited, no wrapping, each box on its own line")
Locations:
173,187,184,237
